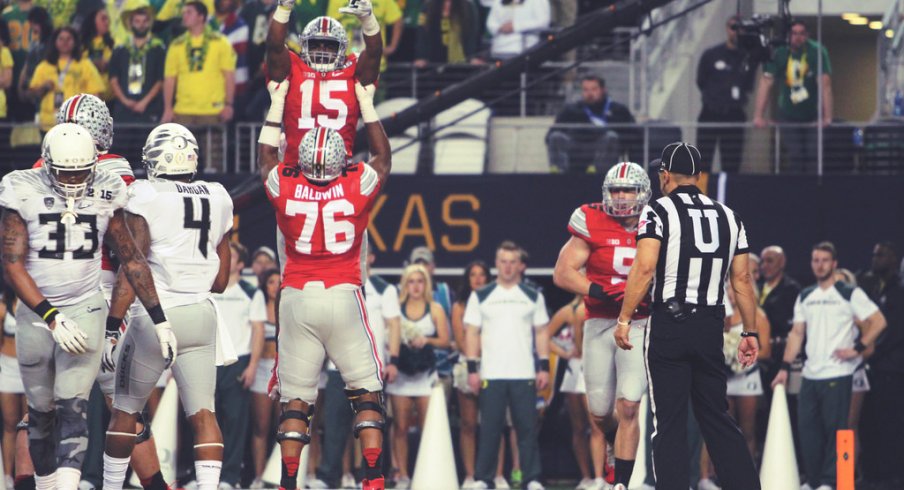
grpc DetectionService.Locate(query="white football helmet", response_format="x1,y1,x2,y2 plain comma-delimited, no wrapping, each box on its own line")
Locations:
301,16,348,72
42,123,98,200
142,123,200,181
56,93,114,152
299,127,347,182
602,161,651,217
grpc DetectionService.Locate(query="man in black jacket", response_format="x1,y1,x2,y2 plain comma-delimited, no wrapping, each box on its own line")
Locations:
546,75,636,173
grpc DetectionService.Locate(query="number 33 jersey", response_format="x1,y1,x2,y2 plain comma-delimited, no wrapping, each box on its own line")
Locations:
0,168,127,306
568,203,645,320
266,162,381,289
126,180,234,310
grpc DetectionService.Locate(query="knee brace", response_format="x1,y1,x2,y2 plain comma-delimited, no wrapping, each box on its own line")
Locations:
135,411,153,444
276,405,313,445
55,397,89,470
26,407,57,476
345,388,385,438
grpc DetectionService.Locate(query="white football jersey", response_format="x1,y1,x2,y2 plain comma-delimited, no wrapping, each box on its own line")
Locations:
125,179,233,312
0,168,128,306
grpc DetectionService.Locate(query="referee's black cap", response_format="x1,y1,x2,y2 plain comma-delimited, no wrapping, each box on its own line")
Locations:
659,142,702,175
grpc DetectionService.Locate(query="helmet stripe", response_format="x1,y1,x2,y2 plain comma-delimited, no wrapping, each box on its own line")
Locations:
315,128,327,170
320,17,328,34
619,162,627,179
66,94,82,122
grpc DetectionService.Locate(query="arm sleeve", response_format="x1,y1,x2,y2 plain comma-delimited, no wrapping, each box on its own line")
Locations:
462,291,482,328
696,49,707,91
485,1,501,34
567,206,590,240
636,204,664,241
360,164,380,197
249,290,268,322
792,294,805,324
0,174,20,211
164,44,180,78
28,62,50,89
1,48,12,69
851,288,879,321
219,38,237,72
819,44,831,75
266,167,281,199
735,214,749,255
381,285,401,319
512,0,549,33
533,292,550,329
382,0,403,24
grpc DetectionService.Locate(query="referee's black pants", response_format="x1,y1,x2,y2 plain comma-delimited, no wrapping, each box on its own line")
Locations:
645,304,760,490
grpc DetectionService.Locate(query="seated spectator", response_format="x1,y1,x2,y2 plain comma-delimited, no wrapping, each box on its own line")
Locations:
80,8,114,100
485,0,549,60
546,75,636,173
27,26,104,131
414,0,480,67
108,3,165,123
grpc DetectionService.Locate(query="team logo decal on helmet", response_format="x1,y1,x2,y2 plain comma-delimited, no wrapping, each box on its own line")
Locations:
602,162,651,217
301,16,348,73
142,123,200,180
57,94,114,152
299,127,347,182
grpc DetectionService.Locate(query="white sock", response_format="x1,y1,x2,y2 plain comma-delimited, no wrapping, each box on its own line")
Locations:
56,467,81,490
34,472,56,490
195,460,222,490
103,452,132,490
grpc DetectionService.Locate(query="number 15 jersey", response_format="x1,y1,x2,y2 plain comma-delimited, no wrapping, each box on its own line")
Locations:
125,179,234,310
0,168,128,306
265,162,381,289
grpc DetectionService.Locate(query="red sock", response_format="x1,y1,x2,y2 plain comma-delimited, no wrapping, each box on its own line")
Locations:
281,456,300,489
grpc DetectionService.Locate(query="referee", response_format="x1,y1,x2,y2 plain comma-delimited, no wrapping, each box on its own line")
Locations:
614,142,760,490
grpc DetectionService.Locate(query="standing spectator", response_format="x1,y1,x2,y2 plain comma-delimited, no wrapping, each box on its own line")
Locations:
696,16,757,173
162,1,236,170
27,27,105,131
248,268,279,489
414,0,480,67
758,245,800,361
858,242,904,487
215,0,249,97
409,246,456,391
465,241,550,490
753,20,832,173
772,242,887,490
108,3,165,123
327,0,402,71
80,8,114,100
386,264,449,489
211,241,257,490
0,290,26,490
388,0,419,62
250,246,277,279
239,0,275,88
0,23,13,120
15,6,50,114
546,75,636,173
485,0,549,60
3,0,36,120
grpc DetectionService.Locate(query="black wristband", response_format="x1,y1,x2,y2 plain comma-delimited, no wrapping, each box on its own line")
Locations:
34,300,59,324
106,317,123,333
467,359,478,374
780,361,792,371
854,340,867,353
536,358,550,373
147,305,167,325
588,283,606,301
390,355,400,366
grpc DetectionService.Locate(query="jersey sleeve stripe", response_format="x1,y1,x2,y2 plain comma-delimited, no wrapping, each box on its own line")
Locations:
567,208,590,239
267,167,280,198
360,165,378,196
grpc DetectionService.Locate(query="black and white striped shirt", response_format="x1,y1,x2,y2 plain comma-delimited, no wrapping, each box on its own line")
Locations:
637,185,749,306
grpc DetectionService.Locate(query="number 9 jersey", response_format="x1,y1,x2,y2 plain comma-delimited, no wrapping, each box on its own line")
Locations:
282,52,360,166
265,161,381,289
0,168,128,306
568,203,648,321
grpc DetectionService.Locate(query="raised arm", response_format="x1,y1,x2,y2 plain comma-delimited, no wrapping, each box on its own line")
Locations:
341,0,383,85
258,80,290,184
266,0,295,82
355,82,391,182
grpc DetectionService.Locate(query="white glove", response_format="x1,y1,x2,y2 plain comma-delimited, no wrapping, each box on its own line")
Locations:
339,0,379,36
274,0,294,23
355,82,379,123
101,330,121,373
50,313,89,354
267,79,290,101
154,321,177,369
259,80,290,147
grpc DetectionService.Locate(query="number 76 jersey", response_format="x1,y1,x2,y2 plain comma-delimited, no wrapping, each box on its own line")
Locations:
265,162,381,289
0,168,128,306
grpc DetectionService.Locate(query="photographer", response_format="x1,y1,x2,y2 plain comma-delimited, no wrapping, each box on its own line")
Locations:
753,20,832,174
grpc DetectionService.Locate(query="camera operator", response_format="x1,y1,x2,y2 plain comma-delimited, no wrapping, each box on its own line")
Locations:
696,16,757,173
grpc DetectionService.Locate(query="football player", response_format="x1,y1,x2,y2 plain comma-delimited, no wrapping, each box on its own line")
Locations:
101,123,233,490
0,123,173,490
266,0,383,165
553,162,653,490
257,76,390,490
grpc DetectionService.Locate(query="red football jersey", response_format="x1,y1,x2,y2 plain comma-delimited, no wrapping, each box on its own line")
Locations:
568,204,648,320
265,161,381,289
282,51,360,166
33,153,135,273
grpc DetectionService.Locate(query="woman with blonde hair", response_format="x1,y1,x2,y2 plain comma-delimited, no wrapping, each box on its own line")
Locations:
386,264,450,489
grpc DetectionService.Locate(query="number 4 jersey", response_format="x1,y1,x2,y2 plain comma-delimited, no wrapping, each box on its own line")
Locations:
568,203,647,320
266,162,380,289
0,168,128,306
125,179,234,310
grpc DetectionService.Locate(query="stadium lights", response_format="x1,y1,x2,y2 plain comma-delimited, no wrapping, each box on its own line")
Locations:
841,13,861,21
848,17,869,25
869,21,883,30
887,29,895,39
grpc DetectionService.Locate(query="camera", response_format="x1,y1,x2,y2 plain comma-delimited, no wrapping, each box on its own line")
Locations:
730,0,792,64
